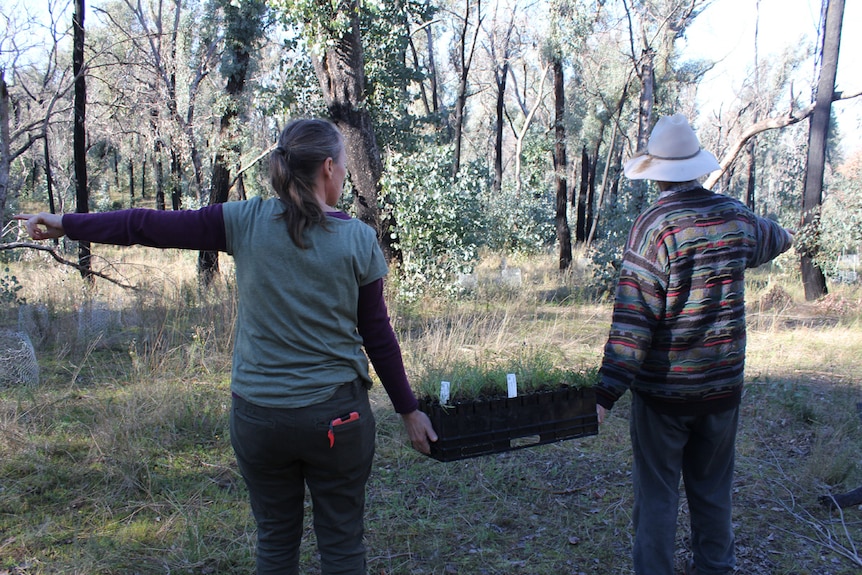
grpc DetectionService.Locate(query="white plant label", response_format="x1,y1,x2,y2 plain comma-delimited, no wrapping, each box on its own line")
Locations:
507,373,518,398
440,380,450,404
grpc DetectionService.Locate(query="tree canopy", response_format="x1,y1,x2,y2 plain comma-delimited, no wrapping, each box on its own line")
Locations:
1,0,859,298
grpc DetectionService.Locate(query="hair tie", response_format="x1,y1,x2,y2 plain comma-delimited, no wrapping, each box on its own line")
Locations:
274,146,295,169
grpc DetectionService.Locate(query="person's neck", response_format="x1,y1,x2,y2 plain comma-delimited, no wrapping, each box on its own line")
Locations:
657,180,700,196
317,197,337,213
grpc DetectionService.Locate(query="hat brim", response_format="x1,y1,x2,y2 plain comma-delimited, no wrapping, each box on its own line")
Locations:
623,150,721,182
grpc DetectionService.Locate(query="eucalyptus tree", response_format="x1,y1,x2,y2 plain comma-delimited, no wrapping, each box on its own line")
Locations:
88,16,152,205
694,1,859,297
405,6,442,120
694,40,821,248
475,0,543,191
545,0,602,268
623,0,706,146
701,90,860,193
820,150,862,279
541,0,711,292
448,0,483,177
621,0,707,211
481,0,517,195
270,0,393,260
551,51,573,269
197,0,269,284
486,3,553,199
97,0,220,208
508,68,552,193
360,1,437,153
698,42,811,196
801,0,844,300
565,2,634,248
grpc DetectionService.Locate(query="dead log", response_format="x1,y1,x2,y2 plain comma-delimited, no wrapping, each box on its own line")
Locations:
820,486,862,510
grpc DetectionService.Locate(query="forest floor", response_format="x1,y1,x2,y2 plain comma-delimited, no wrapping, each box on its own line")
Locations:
1,249,861,574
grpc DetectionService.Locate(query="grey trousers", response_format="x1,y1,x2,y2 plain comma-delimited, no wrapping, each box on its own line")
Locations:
630,393,738,575
230,380,376,575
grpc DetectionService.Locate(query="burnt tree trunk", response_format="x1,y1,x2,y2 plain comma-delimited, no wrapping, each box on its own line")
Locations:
451,0,480,178
198,0,265,285
128,157,134,202
553,58,572,270
575,146,588,244
425,26,440,116
43,138,58,246
73,0,91,281
141,156,147,199
801,0,844,301
170,149,181,211
746,140,756,210
154,137,165,211
632,45,655,213
492,48,509,194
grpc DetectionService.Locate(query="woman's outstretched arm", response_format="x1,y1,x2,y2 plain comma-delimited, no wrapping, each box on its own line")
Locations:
15,206,227,252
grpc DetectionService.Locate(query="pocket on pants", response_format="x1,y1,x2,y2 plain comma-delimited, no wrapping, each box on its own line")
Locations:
232,404,277,429
230,399,279,466
320,408,376,474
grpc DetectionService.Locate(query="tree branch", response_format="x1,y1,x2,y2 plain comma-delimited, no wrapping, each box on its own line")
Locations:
231,143,275,188
704,88,862,189
0,242,140,291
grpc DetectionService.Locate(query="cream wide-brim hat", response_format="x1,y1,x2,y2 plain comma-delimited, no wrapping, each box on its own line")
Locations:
623,114,721,182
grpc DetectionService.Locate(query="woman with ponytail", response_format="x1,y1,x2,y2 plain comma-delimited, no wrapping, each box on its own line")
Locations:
16,118,437,575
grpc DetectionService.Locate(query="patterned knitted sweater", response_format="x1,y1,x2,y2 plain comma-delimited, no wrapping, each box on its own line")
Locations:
596,184,793,416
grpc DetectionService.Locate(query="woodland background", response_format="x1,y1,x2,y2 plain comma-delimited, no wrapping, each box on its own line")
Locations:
0,0,860,300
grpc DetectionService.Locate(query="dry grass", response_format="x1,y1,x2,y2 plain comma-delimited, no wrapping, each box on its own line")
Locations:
1,247,861,574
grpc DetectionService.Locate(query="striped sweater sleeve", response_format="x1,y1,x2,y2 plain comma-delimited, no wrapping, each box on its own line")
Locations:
596,222,668,409
750,216,793,268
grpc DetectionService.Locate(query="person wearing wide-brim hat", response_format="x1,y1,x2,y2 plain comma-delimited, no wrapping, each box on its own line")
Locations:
594,114,793,575
622,113,721,183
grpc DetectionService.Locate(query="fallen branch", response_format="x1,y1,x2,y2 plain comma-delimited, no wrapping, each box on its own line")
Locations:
705,88,862,190
751,426,862,569
0,241,140,290
780,497,862,568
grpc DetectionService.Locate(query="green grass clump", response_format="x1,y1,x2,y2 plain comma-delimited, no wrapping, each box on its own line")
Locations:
413,351,598,403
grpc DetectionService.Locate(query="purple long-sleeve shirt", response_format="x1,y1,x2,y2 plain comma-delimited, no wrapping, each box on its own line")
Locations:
62,206,419,414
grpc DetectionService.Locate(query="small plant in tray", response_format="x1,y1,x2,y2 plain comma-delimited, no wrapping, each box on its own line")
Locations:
413,350,599,461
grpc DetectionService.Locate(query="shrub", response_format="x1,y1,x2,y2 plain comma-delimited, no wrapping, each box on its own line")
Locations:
381,146,559,300
480,183,557,254
381,147,486,300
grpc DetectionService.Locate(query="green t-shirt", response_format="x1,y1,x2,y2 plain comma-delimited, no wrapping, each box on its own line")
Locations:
222,197,388,408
